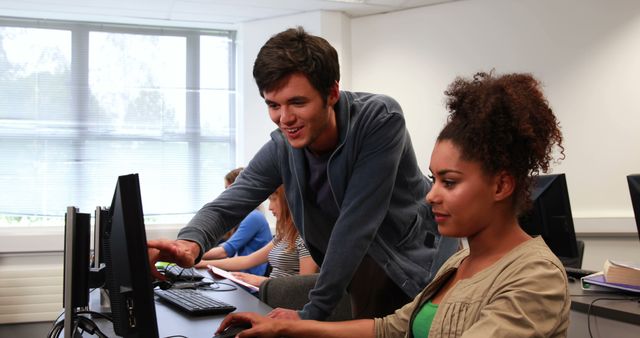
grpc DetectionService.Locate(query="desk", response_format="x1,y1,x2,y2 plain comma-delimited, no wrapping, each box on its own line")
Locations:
569,281,640,337
90,278,272,338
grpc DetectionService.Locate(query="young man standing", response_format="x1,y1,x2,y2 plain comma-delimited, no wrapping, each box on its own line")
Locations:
148,27,458,321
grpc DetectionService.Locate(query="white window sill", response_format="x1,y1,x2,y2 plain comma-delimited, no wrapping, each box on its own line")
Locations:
0,217,635,254
0,224,185,254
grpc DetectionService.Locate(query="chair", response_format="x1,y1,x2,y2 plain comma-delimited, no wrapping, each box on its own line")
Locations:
258,273,352,321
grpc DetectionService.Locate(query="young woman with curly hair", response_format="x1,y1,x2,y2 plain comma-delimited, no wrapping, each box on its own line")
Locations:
215,71,570,338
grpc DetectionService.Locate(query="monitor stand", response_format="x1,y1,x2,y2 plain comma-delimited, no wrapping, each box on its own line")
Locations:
99,288,111,313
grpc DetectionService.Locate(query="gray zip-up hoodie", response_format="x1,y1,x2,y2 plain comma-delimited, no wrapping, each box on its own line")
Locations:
178,91,459,320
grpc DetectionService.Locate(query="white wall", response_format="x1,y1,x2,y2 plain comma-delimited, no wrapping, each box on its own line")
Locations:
351,0,640,233
580,235,640,270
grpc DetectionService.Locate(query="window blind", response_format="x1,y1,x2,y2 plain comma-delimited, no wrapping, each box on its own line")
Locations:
0,18,236,227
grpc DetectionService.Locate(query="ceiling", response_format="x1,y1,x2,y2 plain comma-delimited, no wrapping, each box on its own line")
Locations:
0,0,460,27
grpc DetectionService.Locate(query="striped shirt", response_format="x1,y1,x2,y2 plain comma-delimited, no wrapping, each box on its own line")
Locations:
267,235,311,279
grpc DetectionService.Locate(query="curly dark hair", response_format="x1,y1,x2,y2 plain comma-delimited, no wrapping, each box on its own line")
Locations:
438,71,565,214
253,26,340,102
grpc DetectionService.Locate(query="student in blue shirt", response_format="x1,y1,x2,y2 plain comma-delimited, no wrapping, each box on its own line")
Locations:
199,167,273,276
197,185,317,287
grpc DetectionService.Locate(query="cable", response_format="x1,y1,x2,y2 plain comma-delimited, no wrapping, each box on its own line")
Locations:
173,265,185,282
155,265,195,290
204,280,238,292
77,309,113,322
157,265,237,292
46,311,111,338
171,264,206,282
586,296,640,338
46,311,65,338
76,316,109,338
47,287,110,338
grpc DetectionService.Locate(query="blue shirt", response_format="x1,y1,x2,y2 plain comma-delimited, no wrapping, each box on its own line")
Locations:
221,210,272,276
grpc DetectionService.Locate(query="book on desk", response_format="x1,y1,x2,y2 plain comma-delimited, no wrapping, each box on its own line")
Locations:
580,259,640,294
603,259,640,285
581,272,640,294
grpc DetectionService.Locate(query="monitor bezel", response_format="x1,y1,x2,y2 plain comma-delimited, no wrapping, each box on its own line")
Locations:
103,174,159,338
627,174,640,242
62,206,91,338
518,173,580,266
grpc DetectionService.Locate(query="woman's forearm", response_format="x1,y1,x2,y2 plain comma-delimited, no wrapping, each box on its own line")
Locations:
205,255,252,271
278,319,375,338
202,246,228,260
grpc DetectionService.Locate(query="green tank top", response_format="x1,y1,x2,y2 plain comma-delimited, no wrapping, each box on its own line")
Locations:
411,300,439,338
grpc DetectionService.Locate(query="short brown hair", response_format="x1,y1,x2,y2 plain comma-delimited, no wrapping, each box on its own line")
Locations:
224,167,244,186
253,26,340,102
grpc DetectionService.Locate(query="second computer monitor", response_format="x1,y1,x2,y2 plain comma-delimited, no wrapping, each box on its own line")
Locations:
627,174,640,242
518,173,580,267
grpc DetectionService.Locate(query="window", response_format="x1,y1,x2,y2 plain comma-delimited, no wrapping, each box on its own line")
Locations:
0,18,236,227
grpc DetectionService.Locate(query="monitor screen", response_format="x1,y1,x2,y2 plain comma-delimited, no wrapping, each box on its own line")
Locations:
62,206,91,338
627,174,640,242
103,174,159,338
518,173,580,267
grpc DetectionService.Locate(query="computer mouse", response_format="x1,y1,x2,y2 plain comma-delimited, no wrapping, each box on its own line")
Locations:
153,279,173,290
212,322,251,338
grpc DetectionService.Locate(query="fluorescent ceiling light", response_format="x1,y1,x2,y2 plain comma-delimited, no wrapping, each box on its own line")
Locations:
326,0,366,4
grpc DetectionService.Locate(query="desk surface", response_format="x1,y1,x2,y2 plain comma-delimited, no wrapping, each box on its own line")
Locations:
91,277,272,338
569,281,640,325
90,276,640,336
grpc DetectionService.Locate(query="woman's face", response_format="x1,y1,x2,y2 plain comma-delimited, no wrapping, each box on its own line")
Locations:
268,194,281,220
426,140,497,238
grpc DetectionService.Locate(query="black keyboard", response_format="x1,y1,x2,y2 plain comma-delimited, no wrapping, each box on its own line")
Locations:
155,289,236,315
163,265,205,281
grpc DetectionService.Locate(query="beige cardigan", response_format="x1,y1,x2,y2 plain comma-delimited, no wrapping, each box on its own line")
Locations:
374,237,570,338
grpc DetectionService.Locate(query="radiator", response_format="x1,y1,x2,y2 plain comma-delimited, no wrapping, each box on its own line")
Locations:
0,255,63,324
0,226,182,325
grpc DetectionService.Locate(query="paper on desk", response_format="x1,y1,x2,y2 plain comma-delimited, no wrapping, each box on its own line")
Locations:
207,265,259,292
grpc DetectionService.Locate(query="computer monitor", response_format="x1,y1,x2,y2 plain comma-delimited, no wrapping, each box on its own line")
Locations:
627,174,640,242
62,206,91,338
518,173,580,267
103,174,159,338
92,206,109,269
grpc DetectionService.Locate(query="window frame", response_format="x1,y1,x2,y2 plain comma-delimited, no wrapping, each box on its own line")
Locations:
0,17,237,250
